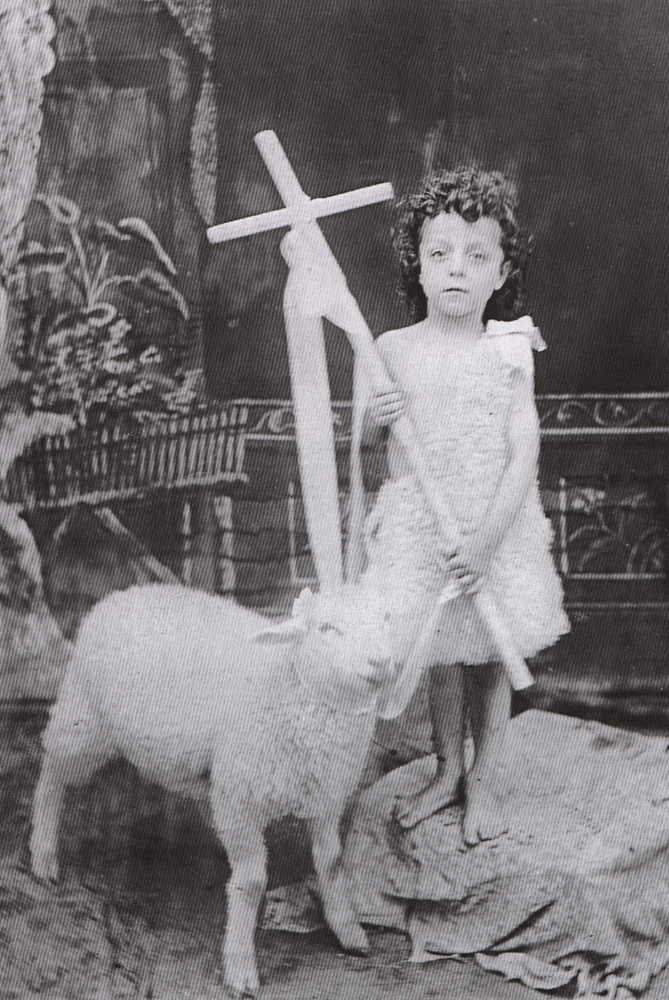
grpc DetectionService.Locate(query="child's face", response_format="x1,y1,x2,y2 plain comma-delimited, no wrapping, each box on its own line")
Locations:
418,211,509,324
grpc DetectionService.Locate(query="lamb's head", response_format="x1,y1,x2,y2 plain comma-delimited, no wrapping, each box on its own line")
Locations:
254,588,398,714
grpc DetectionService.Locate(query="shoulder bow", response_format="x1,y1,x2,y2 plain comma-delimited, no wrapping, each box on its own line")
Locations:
486,316,547,352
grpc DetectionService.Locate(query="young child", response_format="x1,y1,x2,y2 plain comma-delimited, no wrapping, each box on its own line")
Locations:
360,167,570,846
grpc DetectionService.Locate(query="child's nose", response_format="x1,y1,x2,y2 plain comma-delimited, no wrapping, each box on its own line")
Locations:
449,250,466,274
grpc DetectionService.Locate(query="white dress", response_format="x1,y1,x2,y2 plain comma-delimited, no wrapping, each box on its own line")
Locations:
358,320,570,667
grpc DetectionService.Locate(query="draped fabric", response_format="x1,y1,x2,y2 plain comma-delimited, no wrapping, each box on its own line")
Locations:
163,0,212,58
0,0,56,274
262,711,669,1000
342,711,669,1000
0,0,55,389
164,0,217,225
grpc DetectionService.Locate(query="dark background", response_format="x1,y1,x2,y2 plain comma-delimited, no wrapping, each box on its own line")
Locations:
38,0,669,400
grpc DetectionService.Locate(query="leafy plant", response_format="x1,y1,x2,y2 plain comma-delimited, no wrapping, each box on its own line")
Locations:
15,194,198,422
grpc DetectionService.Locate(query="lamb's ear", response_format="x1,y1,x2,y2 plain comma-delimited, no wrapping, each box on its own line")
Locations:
292,587,316,619
253,619,308,645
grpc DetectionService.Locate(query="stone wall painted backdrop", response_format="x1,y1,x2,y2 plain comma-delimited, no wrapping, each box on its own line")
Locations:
33,0,207,376
26,1,669,401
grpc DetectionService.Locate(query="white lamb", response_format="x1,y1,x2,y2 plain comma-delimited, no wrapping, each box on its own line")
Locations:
29,582,402,998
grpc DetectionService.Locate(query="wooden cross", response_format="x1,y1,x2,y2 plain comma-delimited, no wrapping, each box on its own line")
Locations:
206,131,533,691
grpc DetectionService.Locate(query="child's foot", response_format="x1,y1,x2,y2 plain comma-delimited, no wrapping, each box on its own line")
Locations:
463,780,508,846
393,773,464,829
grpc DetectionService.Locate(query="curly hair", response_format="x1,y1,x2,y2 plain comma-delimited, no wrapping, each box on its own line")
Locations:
393,167,531,323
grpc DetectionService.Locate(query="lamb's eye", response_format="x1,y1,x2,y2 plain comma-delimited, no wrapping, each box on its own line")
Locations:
319,623,342,635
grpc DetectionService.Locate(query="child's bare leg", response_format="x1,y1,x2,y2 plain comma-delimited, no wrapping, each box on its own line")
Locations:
463,661,510,845
394,662,465,828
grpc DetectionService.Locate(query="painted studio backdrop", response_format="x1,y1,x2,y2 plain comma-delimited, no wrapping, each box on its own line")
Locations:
1,0,669,696
31,0,669,399
4,4,669,1000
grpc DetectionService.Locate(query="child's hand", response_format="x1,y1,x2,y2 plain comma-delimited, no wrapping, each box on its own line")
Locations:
367,388,406,428
438,539,494,596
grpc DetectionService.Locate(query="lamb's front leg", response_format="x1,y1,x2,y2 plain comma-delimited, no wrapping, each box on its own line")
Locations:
30,699,114,883
308,810,369,955
30,753,70,882
211,791,267,998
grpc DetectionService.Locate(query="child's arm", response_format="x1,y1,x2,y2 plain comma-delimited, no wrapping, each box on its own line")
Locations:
450,370,540,588
360,334,407,447
361,388,406,446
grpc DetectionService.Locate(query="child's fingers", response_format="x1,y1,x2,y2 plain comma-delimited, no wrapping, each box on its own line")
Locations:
435,549,459,573
373,390,403,407
376,401,404,416
438,552,482,593
380,410,405,426
373,403,407,427
377,389,404,403
459,564,485,594
371,390,406,421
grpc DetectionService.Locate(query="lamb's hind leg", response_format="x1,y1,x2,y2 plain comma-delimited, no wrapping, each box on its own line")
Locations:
30,689,114,883
308,810,369,955
210,789,267,999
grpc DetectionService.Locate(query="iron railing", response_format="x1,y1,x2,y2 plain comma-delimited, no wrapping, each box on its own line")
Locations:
3,395,669,604
2,407,249,511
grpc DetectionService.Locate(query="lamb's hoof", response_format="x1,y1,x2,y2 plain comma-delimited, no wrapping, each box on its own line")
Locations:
224,957,259,998
225,988,257,1000
346,943,371,957
337,922,370,956
30,850,60,884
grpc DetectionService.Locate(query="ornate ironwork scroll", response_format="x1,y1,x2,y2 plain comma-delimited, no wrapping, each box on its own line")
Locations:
242,396,669,597
538,394,669,434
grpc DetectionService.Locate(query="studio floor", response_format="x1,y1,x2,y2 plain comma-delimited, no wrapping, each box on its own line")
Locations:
0,701,527,999
3,699,669,1000
2,603,669,998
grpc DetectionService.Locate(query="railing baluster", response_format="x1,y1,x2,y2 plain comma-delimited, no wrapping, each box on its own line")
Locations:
148,418,160,485
235,406,248,474
197,415,208,481
178,416,189,484
558,476,570,577
156,419,167,486
214,495,236,594
205,413,216,481
214,410,228,478
226,407,237,472
63,432,74,503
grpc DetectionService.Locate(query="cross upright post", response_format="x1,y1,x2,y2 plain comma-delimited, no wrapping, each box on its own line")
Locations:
208,132,394,595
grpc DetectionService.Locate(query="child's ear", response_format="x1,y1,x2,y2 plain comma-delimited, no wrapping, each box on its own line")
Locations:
495,260,512,290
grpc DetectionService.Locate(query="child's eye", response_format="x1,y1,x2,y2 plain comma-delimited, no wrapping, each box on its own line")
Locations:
430,249,447,258
469,252,486,261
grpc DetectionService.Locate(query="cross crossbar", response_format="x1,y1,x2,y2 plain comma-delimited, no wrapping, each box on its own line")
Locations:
206,131,394,244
